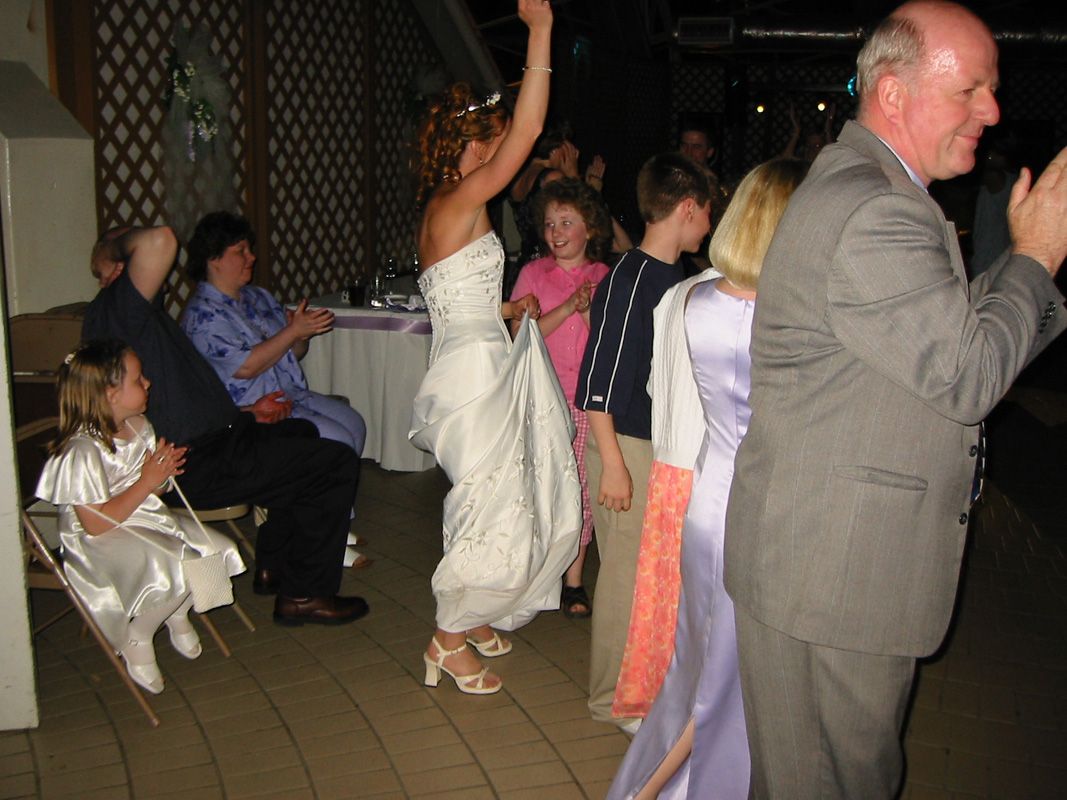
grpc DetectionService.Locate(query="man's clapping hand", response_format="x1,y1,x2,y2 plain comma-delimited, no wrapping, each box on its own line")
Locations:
1008,145,1067,277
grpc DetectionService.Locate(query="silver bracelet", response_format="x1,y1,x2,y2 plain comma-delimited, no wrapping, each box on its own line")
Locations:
523,65,552,73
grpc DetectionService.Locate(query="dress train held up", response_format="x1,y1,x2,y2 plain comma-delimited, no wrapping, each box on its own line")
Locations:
410,232,582,633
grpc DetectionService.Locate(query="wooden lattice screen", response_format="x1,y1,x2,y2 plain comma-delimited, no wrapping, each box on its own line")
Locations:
54,3,1067,303
672,61,858,184
265,0,435,301
264,1,370,303
996,61,1067,171
66,0,437,315
370,0,437,277
670,62,725,164
90,0,250,313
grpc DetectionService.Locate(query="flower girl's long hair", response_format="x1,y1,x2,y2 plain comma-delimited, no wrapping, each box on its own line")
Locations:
50,339,133,456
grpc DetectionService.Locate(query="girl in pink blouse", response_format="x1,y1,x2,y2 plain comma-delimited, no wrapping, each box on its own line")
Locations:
510,177,613,617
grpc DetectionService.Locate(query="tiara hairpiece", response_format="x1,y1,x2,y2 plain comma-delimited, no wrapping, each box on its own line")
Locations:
455,91,502,118
64,351,76,365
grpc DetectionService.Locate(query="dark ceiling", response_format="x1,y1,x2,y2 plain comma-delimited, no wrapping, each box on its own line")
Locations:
464,0,1067,78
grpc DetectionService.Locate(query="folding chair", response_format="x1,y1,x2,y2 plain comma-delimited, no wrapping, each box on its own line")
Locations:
21,505,162,727
8,313,84,380
8,313,83,438
18,419,254,724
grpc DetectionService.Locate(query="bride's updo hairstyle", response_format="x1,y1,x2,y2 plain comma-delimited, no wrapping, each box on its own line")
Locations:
411,82,509,208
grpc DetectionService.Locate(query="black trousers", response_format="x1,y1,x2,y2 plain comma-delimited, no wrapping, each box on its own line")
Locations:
167,414,359,597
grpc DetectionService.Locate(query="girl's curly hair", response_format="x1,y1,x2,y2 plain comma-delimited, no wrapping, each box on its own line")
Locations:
531,178,613,264
410,83,509,208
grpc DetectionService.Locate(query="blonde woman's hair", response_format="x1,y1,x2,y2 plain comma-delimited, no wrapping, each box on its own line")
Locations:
49,340,133,456
708,158,809,291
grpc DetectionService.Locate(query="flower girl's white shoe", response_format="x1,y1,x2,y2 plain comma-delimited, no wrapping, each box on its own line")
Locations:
121,640,164,694
166,616,202,659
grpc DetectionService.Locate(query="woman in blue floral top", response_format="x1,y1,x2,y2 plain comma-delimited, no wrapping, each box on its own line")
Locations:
181,211,366,457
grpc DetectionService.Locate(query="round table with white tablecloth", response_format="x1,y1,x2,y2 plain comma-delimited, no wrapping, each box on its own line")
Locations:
299,293,435,472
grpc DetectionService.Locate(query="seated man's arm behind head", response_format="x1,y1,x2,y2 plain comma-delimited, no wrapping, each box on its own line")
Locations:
96,226,178,302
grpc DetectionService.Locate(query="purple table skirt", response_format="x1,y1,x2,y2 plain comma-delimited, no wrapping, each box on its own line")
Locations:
332,314,431,335
307,293,432,335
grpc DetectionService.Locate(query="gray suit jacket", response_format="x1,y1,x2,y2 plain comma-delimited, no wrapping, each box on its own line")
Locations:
725,121,1066,657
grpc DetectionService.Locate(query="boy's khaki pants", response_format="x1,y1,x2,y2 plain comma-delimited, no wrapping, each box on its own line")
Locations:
585,434,653,728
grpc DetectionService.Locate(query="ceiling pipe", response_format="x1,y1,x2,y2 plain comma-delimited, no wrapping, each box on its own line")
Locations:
734,24,1067,48
993,29,1067,46
677,22,1067,52
738,25,865,46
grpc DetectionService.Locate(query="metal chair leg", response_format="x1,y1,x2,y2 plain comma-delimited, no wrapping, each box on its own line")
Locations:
22,511,161,727
231,601,256,632
193,612,232,658
226,520,256,561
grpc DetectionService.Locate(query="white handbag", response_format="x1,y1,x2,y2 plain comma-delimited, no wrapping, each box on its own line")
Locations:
178,551,233,612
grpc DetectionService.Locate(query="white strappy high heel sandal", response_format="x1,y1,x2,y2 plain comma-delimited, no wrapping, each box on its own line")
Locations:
466,630,512,658
423,637,502,695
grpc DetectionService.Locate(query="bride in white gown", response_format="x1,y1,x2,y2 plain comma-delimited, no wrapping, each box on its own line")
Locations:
409,0,581,695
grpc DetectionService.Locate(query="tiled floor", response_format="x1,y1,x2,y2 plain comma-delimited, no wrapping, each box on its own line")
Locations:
3,393,1066,799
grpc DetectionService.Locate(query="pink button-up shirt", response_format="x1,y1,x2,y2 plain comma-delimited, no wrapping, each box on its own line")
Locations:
511,256,610,400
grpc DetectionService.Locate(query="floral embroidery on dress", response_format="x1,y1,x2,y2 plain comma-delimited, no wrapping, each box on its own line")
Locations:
411,231,583,632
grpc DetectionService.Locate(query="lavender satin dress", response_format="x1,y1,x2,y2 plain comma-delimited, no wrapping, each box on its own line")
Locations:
607,279,752,800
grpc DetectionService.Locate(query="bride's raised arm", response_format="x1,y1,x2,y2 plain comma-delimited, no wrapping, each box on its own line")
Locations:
412,0,553,269
446,0,553,214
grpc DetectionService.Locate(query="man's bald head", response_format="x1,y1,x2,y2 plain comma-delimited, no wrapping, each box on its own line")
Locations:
856,1,1000,185
856,2,992,111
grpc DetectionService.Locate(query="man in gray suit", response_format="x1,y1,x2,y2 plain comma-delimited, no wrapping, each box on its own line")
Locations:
725,2,1067,797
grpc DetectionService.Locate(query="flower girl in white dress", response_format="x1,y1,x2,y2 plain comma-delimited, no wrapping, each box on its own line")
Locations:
37,340,244,694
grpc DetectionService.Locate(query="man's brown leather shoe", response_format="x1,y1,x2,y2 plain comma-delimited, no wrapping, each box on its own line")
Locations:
252,569,282,596
273,595,369,626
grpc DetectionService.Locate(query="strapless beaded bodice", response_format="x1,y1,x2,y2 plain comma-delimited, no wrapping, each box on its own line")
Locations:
418,232,508,364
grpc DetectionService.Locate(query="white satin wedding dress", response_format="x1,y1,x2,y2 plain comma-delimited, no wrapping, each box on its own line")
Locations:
410,231,582,633
36,418,245,651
